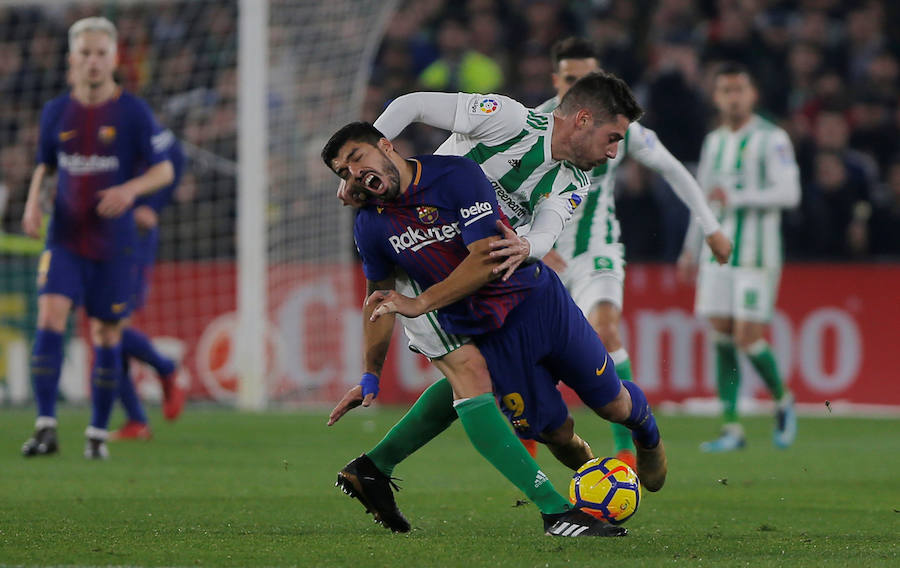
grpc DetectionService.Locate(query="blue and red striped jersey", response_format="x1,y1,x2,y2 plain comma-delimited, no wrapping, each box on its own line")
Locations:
36,88,170,260
354,154,547,336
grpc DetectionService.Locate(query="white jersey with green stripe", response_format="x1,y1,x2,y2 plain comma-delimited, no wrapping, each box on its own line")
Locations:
695,115,800,269
536,96,722,260
433,93,590,229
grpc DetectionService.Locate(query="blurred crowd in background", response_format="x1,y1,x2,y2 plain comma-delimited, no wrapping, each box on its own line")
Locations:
0,0,898,261
364,0,900,261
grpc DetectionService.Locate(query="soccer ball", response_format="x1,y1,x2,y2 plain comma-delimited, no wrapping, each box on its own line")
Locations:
569,457,641,525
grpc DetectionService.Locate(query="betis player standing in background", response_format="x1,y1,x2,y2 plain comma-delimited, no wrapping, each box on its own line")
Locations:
20,17,175,459
678,62,800,452
536,38,732,467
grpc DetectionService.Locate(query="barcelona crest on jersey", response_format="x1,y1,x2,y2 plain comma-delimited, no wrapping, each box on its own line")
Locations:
416,205,439,224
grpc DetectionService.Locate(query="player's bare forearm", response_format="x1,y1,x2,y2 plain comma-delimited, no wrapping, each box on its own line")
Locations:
122,160,175,198
415,236,502,314
363,277,396,376
22,165,48,238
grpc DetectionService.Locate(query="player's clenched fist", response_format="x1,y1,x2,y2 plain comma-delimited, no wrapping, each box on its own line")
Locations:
366,289,425,321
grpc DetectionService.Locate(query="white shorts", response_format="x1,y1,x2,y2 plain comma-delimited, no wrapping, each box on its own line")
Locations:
695,264,780,323
559,245,625,316
395,273,470,360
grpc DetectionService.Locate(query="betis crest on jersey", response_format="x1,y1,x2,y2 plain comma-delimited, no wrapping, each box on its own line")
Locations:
417,205,439,224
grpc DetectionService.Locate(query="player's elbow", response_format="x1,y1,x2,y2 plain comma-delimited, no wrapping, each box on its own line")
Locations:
157,160,175,186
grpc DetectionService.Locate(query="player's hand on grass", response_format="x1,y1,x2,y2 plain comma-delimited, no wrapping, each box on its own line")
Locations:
336,179,367,208
676,251,697,283
366,289,424,320
542,249,568,274
489,220,531,281
134,205,158,231
96,185,137,218
706,230,732,264
22,200,43,239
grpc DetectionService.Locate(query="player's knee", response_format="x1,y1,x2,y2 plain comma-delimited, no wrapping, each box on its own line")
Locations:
733,322,765,351
36,296,70,333
440,345,492,397
91,319,124,347
708,317,734,336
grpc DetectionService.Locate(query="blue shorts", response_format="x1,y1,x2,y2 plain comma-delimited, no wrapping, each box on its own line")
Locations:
476,268,622,441
37,244,137,321
132,229,160,311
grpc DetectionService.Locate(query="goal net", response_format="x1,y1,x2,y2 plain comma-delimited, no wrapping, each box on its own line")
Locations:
0,0,398,408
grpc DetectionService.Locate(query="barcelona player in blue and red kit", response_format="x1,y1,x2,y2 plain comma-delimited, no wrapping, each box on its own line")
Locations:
323,122,666,537
111,138,187,441
21,17,175,459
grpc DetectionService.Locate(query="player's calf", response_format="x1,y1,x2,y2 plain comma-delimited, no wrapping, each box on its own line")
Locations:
619,381,666,492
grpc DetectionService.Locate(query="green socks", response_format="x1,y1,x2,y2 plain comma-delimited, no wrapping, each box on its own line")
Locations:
715,335,741,424
608,350,636,454
745,340,786,401
368,378,457,477
455,393,571,515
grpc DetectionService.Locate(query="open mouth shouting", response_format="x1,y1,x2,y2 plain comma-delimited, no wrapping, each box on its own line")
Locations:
362,171,384,192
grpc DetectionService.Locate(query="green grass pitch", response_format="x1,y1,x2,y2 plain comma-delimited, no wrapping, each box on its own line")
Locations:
1,406,897,567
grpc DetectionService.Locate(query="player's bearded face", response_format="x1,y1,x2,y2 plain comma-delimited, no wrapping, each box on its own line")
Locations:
568,114,629,171
69,31,117,89
347,144,402,201
714,75,756,121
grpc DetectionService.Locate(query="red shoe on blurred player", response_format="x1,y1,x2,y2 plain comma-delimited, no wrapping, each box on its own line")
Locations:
161,373,186,421
110,420,153,441
615,449,637,471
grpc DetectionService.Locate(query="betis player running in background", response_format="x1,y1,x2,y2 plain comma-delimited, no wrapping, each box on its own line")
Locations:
20,17,175,459
535,38,732,467
678,62,800,452
111,137,187,441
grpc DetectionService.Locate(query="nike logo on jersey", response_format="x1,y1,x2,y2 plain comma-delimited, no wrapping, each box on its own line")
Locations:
59,130,77,141
596,355,608,376
111,302,128,314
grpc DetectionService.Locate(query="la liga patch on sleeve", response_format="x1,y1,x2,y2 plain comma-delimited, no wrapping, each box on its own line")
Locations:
469,96,501,115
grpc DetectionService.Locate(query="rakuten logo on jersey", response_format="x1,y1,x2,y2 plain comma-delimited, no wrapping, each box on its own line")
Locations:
58,152,120,175
460,201,493,226
389,223,461,253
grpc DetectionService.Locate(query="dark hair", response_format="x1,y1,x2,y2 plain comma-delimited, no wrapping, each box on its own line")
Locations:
714,61,755,84
550,37,599,70
557,71,643,123
321,121,386,168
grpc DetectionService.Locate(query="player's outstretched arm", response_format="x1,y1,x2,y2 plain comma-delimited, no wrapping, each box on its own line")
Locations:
629,124,731,264
368,230,504,321
328,276,396,426
22,164,49,238
373,92,460,140
96,160,174,218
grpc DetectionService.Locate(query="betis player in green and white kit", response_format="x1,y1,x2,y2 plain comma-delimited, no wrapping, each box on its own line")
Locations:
678,62,800,452
535,38,732,467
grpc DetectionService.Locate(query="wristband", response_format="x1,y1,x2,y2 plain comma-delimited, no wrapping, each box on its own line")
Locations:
360,372,379,399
